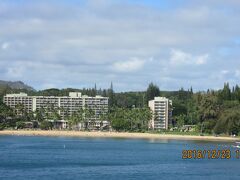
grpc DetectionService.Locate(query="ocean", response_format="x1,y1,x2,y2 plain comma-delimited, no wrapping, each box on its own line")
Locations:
0,135,239,180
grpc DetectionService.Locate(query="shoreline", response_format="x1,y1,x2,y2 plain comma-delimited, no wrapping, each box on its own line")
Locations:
0,130,239,142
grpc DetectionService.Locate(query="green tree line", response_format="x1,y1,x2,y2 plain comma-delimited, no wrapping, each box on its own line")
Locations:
1,82,240,135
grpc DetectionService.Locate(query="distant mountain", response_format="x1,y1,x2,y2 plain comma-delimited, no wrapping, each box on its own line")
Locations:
0,80,35,91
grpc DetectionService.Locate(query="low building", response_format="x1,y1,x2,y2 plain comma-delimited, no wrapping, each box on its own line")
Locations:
148,97,172,130
48,120,68,129
181,125,196,132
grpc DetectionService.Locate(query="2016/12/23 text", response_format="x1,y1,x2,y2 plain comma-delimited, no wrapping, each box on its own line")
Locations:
182,149,240,159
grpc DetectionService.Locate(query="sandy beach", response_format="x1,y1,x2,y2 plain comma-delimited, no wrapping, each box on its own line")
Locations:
0,130,239,142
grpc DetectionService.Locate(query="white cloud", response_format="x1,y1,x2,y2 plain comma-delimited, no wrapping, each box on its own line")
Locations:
195,54,209,65
169,49,191,65
235,70,240,78
169,49,208,66
0,0,240,91
112,57,145,72
1,42,10,50
221,70,229,75
6,66,25,78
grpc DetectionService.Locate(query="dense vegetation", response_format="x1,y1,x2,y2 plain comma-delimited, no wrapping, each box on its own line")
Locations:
0,82,240,136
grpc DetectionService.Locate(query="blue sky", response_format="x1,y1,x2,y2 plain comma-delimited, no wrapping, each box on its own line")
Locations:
0,0,240,92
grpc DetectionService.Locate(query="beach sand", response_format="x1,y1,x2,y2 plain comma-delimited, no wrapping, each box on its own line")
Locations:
0,130,239,142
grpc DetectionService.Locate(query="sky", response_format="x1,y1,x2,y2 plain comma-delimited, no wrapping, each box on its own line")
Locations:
0,0,240,92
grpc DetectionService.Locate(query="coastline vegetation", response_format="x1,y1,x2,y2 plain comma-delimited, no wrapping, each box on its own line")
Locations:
0,82,240,137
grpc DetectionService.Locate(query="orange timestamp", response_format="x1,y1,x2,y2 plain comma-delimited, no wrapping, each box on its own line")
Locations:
182,149,240,159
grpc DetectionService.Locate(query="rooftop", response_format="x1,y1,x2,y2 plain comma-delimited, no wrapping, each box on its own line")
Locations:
4,92,108,98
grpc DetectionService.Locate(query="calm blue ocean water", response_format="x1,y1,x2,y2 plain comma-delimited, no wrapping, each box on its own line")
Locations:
0,135,239,180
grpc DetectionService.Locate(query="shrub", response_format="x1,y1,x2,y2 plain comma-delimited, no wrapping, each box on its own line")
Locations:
16,121,25,129
40,121,53,130
0,123,5,130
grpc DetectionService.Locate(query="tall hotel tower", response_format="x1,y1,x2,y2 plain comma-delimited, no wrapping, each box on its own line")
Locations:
148,97,172,130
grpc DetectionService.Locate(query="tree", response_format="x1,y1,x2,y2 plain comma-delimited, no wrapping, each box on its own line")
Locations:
110,108,130,131
198,94,219,122
146,83,160,102
84,106,95,130
35,107,45,122
108,106,152,132
219,83,231,101
214,109,240,135
108,82,115,107
16,121,25,129
233,85,240,101
139,107,152,131
68,108,84,130
15,103,25,119
176,114,185,128
98,106,109,130
0,102,14,119
40,121,53,130
0,123,5,130
196,93,220,133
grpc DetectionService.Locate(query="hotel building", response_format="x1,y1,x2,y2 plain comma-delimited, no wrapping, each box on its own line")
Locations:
3,92,109,128
148,97,172,130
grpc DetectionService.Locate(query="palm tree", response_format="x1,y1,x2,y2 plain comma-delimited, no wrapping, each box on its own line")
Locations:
76,107,84,130
15,103,25,119
59,106,66,120
35,107,45,122
129,108,137,131
141,107,152,131
108,106,116,129
84,105,95,130
68,106,87,130
68,111,80,130
99,106,109,130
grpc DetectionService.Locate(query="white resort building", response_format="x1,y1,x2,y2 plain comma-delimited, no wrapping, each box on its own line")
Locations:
148,97,172,130
3,92,109,130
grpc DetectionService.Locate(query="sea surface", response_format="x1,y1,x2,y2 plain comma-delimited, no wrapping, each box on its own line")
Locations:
0,135,239,180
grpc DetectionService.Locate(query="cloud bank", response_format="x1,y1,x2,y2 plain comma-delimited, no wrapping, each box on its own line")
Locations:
0,0,240,91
